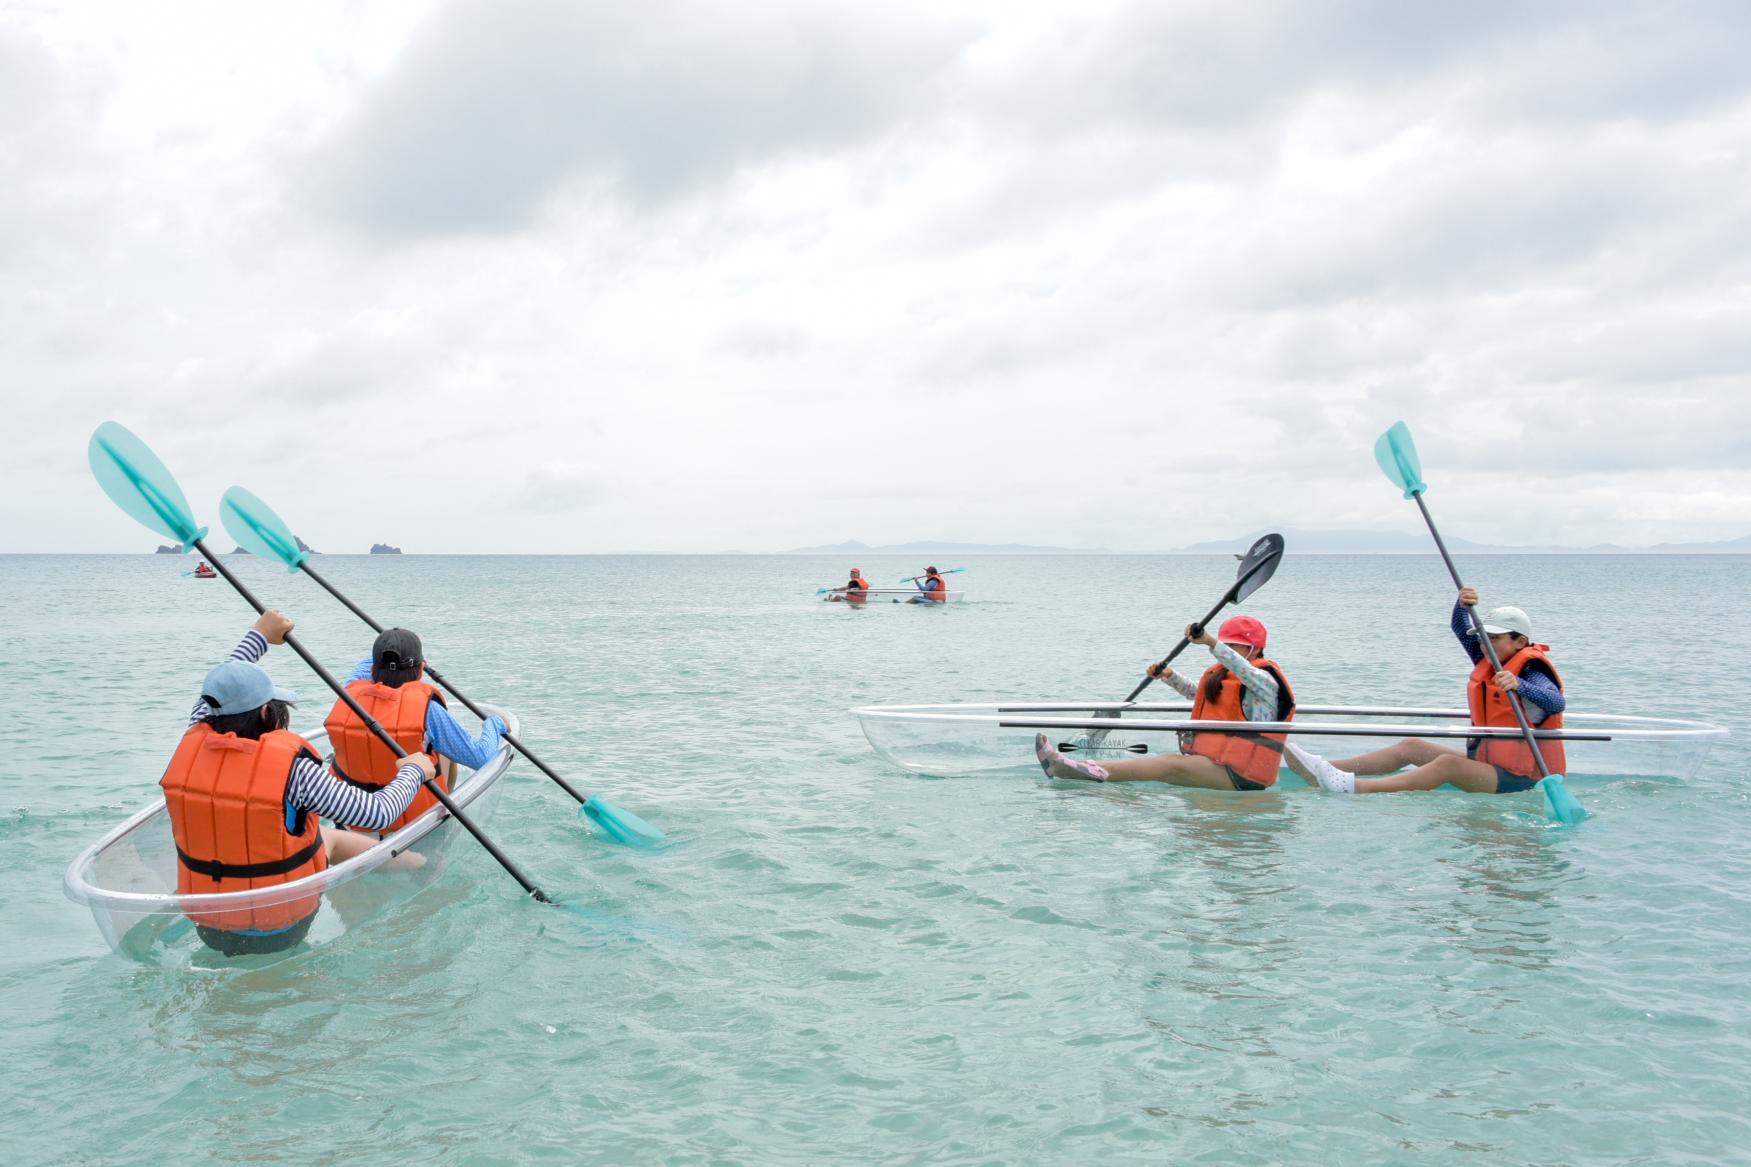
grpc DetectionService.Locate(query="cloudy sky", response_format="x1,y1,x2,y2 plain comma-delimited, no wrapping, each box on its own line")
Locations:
6,0,1750,553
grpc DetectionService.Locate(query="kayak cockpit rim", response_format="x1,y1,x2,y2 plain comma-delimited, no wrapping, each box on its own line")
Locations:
63,703,519,912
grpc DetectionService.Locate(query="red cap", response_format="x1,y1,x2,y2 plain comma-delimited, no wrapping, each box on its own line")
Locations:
850,567,862,576
1216,615,1267,650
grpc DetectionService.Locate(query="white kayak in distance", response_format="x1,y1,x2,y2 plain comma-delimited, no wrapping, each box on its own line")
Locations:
852,701,1727,782
823,589,966,604
64,704,520,968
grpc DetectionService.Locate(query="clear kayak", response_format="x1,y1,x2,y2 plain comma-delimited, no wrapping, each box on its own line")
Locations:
853,701,1727,782
824,590,966,604
63,704,520,968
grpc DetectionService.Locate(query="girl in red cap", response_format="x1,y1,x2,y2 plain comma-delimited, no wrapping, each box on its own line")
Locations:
1035,615,1298,790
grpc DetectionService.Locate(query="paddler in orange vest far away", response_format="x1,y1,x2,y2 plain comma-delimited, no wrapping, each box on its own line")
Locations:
911,566,948,603
1034,616,1303,790
1295,586,1566,795
161,610,437,957
325,627,508,835
844,567,870,602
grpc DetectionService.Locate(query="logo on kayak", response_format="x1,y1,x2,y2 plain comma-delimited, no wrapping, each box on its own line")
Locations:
1071,736,1147,755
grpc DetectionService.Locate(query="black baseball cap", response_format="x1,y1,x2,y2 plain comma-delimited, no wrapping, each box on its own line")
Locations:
373,627,424,670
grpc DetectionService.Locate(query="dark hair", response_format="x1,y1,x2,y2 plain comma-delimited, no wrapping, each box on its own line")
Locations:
1202,667,1228,705
372,659,423,688
204,698,292,740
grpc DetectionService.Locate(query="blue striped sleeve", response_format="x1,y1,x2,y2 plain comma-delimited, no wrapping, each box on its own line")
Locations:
1517,667,1566,719
425,702,506,770
188,629,271,725
286,755,423,830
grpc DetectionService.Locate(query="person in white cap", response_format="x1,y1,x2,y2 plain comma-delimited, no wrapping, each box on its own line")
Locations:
1295,586,1566,796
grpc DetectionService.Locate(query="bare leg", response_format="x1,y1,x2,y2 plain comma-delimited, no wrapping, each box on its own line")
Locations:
321,824,427,870
1034,736,1243,789
1353,752,1502,794
1329,738,1463,776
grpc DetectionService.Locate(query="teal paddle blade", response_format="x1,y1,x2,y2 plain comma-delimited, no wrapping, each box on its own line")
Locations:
579,795,668,849
221,485,309,573
88,422,208,550
1538,775,1588,825
1373,421,1428,499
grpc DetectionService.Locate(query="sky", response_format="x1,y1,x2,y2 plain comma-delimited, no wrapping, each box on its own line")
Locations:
5,0,1750,553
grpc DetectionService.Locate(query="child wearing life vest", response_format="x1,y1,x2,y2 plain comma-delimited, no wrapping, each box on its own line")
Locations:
911,567,947,603
324,627,508,835
161,611,436,956
1298,586,1566,795
1035,616,1296,790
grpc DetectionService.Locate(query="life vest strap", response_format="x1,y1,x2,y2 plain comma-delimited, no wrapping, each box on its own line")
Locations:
177,834,323,881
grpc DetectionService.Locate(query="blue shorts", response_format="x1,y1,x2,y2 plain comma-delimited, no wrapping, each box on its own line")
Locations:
1492,766,1539,794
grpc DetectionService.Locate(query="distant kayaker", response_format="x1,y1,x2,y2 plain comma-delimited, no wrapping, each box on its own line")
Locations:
324,627,508,835
1035,616,1305,790
833,567,869,603
912,566,947,603
161,611,436,956
1297,586,1566,796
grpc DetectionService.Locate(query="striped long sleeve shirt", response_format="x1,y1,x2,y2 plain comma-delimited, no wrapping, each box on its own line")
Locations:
341,659,506,769
188,630,423,830
1450,602,1565,722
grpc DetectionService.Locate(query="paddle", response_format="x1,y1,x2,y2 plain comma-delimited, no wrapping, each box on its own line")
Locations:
219,485,666,848
1374,421,1586,824
898,567,966,583
86,422,554,900
1084,533,1285,749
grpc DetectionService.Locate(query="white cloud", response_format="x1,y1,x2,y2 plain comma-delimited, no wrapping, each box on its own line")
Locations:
4,0,1750,554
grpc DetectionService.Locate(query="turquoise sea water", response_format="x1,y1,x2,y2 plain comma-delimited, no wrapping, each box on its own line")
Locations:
3,552,1749,1164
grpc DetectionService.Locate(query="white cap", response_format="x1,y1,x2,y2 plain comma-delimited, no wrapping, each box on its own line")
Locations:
1479,606,1531,637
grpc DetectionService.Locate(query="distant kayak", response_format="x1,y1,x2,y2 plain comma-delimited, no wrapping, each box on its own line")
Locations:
824,590,965,604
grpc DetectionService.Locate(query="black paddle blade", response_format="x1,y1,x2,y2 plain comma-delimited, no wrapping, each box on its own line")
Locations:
1232,532,1285,603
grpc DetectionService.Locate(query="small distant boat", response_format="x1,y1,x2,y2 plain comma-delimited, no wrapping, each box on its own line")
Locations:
824,589,966,604
191,562,217,579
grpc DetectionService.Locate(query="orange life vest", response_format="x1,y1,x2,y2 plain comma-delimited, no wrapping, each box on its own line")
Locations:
160,723,328,934
846,577,868,602
324,678,447,833
1180,658,1296,786
1467,646,1565,778
921,572,946,599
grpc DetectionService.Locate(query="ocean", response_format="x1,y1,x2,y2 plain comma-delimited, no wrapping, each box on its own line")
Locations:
2,552,1747,1164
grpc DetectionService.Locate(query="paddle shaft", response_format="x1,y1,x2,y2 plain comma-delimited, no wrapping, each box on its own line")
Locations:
192,541,552,901
1119,574,1253,704
296,560,595,810
1409,493,1553,780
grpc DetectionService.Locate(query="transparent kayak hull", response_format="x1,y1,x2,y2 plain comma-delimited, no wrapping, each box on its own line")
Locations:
853,702,1727,782
824,590,966,604
63,705,519,967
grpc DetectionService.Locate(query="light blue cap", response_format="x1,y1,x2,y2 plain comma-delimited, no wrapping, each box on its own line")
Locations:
201,660,298,714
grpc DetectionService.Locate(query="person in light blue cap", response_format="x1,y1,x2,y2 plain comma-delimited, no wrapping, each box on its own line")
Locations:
160,610,436,957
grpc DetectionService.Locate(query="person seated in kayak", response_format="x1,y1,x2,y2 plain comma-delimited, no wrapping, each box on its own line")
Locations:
324,627,507,835
162,611,437,957
1297,586,1566,796
1034,616,1299,790
827,568,869,602
912,567,947,602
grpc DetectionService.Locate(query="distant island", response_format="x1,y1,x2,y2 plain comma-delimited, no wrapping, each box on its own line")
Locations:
1172,528,1751,555
229,546,250,555
154,544,180,554
789,539,1107,554
370,543,403,555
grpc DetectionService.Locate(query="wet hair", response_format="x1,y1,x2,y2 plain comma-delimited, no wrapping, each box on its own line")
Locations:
204,698,292,740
